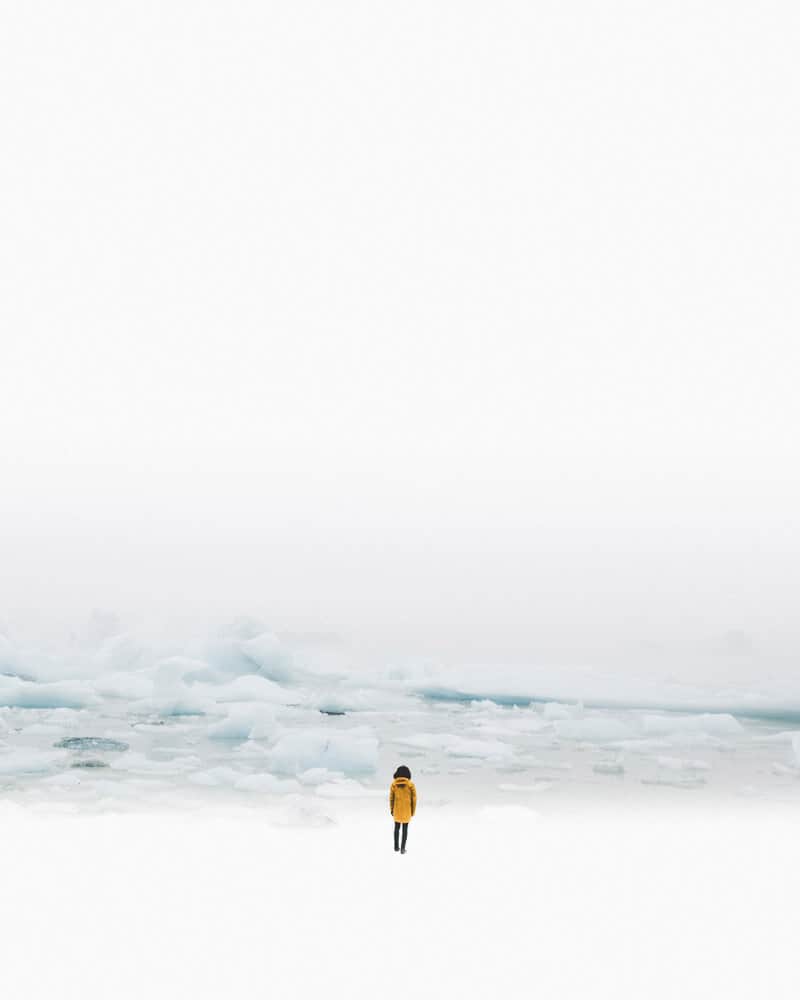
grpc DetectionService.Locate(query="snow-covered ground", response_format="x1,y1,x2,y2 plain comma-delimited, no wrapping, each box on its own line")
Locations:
2,803,797,1000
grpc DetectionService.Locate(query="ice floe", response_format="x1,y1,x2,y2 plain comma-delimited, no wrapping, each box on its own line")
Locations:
655,756,711,772
0,677,98,710
239,632,294,682
398,732,515,760
641,776,707,790
554,718,637,743
593,759,625,775
642,714,743,738
234,773,302,794
0,749,70,774
207,705,277,741
268,726,379,776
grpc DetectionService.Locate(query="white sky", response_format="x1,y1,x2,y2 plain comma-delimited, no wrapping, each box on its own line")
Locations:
1,2,798,662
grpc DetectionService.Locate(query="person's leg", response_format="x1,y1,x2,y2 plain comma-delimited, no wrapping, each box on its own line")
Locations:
394,822,400,851
401,823,408,851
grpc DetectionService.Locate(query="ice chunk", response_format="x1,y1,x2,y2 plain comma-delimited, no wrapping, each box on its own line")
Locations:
399,733,515,760
642,713,743,738
609,739,671,754
314,779,383,798
93,671,154,701
239,632,293,683
792,733,800,767
147,658,213,716
93,633,150,674
218,616,270,640
756,730,800,745
0,749,69,774
41,771,84,787
655,756,711,772
0,633,21,675
593,760,625,775
641,775,706,789
188,767,241,787
542,702,575,721
473,716,549,738
110,752,201,774
524,757,573,771
304,685,376,714
212,675,294,704
154,657,208,687
232,740,271,760
234,773,302,794
0,677,98,709
297,767,346,786
17,721,65,736
207,704,277,741
268,726,378,775
554,718,636,742
156,696,210,717
498,781,553,792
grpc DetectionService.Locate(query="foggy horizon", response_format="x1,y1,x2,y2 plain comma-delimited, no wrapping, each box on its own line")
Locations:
2,3,798,680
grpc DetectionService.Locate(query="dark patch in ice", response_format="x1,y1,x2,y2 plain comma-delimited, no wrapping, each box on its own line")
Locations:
55,737,130,752
319,709,346,716
1,670,37,682
593,762,625,776
71,759,109,769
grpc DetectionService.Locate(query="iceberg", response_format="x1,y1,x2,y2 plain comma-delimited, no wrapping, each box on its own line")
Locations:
268,726,378,775
239,632,294,683
0,677,98,710
0,749,70,774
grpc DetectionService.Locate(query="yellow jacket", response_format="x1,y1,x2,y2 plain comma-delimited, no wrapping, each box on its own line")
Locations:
390,777,417,823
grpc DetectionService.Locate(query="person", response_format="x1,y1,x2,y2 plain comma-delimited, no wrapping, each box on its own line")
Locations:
389,765,417,854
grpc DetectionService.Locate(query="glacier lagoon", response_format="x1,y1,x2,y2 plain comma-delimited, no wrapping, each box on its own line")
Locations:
2,620,799,818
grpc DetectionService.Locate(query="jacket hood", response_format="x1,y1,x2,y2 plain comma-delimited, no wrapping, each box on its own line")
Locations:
392,777,411,785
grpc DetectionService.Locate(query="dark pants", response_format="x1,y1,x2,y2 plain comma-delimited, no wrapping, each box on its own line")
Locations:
394,822,408,850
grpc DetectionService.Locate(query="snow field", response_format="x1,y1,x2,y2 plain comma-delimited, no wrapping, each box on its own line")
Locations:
1,804,797,1000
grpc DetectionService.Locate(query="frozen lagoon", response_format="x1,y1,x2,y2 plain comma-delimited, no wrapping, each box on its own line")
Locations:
3,696,800,817
2,622,800,816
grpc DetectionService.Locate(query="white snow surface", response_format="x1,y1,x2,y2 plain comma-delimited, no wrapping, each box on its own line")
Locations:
1,805,797,1000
